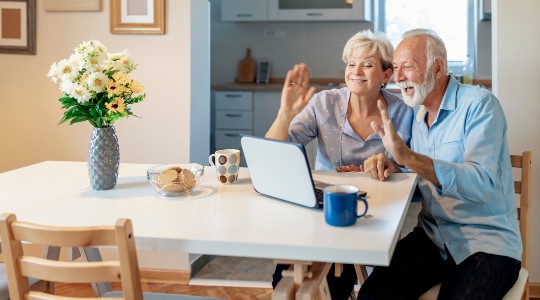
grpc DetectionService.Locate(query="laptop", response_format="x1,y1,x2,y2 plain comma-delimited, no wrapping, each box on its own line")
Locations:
240,135,366,209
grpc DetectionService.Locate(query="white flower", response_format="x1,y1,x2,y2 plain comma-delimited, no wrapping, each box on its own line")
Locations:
107,50,134,72
56,58,79,82
70,82,92,103
86,72,108,93
47,62,59,83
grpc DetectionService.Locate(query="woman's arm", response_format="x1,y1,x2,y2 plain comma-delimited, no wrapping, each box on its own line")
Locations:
266,64,316,140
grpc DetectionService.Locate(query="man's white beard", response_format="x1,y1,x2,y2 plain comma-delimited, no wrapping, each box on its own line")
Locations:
398,68,435,107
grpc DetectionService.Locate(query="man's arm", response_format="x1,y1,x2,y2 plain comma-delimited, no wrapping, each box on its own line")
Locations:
367,100,441,186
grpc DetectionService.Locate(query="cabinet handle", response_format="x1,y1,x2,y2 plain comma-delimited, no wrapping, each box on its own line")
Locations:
307,13,324,16
225,113,243,117
225,133,241,137
224,94,242,98
236,13,253,17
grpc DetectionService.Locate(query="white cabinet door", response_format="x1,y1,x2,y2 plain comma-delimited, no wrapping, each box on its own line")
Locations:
268,0,371,21
221,0,268,21
253,91,281,137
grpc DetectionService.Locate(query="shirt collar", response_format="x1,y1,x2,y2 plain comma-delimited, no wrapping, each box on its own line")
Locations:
414,75,459,124
439,75,459,112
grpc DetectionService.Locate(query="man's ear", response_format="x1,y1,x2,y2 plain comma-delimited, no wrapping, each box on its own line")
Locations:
434,59,446,79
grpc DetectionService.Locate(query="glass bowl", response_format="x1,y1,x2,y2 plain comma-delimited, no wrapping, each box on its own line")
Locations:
147,163,204,196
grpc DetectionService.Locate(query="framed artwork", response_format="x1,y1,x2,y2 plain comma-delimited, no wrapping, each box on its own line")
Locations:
0,0,36,54
110,0,165,34
44,0,101,12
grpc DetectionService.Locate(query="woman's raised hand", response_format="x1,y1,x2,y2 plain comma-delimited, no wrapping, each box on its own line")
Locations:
279,64,317,118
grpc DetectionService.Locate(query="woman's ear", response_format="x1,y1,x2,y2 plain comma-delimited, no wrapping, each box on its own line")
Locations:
383,68,392,84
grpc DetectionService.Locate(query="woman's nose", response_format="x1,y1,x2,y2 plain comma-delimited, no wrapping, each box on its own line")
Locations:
353,64,363,75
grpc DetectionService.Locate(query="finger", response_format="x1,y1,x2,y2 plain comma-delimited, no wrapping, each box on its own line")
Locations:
296,64,305,85
377,99,391,124
303,87,317,103
300,64,311,88
283,70,294,90
364,161,377,179
370,120,384,137
384,169,391,179
377,99,396,132
376,156,386,181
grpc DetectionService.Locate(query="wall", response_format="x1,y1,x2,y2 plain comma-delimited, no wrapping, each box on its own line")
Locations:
210,0,373,84
0,0,198,173
493,0,540,284
210,0,493,84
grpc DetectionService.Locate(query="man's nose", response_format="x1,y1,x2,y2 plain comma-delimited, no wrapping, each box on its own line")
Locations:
394,67,404,82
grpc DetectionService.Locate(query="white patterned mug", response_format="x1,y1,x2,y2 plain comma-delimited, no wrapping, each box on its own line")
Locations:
208,149,241,184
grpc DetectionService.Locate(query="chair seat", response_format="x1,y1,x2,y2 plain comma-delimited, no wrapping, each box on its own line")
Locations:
503,268,528,300
418,267,528,300
103,291,222,300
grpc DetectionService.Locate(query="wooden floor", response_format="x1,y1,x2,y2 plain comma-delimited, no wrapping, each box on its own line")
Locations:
55,282,272,299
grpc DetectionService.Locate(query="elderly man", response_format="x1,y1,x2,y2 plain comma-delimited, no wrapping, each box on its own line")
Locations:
358,29,522,299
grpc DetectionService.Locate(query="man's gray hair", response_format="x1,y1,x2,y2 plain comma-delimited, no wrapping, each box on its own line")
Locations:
342,29,394,72
402,29,448,73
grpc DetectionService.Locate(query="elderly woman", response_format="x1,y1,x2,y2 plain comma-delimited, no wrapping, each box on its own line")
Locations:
267,30,413,299
266,30,412,172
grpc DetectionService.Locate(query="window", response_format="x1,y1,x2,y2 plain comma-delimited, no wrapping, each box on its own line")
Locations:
376,0,474,75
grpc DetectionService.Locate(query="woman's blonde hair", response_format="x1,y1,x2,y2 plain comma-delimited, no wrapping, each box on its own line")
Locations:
342,30,394,72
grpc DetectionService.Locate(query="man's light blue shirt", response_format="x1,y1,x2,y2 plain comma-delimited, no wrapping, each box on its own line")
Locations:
288,88,413,170
411,76,522,264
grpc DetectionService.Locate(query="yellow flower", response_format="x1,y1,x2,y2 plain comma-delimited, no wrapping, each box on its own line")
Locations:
106,79,127,97
106,97,126,114
130,81,144,93
113,72,130,85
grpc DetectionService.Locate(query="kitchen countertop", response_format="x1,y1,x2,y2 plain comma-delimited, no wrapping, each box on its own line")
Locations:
212,82,401,94
212,79,491,95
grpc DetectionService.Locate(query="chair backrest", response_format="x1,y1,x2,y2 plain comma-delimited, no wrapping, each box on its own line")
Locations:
0,213,144,300
511,151,531,270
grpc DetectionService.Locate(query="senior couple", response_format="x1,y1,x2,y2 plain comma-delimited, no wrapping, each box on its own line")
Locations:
266,28,521,300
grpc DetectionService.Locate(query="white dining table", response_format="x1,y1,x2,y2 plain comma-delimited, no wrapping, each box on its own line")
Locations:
0,161,417,297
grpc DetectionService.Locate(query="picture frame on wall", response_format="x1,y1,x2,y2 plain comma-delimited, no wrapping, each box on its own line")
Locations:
0,0,36,54
110,0,165,34
44,0,101,12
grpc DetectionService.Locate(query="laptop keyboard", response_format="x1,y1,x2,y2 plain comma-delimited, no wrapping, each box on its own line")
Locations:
315,188,324,207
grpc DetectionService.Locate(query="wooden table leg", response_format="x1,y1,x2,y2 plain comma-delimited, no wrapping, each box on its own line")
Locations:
272,260,332,300
295,262,331,300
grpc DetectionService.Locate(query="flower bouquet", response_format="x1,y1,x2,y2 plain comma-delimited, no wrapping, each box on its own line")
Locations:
47,40,145,128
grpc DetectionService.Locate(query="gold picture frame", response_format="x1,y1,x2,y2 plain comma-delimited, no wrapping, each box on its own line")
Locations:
0,0,36,54
44,0,101,12
110,0,165,34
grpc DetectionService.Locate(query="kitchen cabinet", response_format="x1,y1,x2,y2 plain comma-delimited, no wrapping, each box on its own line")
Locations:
268,0,371,21
253,91,281,136
221,0,268,21
213,91,253,166
221,0,371,22
213,89,317,169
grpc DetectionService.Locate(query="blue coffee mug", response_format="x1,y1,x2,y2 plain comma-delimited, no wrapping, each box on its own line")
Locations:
323,184,368,227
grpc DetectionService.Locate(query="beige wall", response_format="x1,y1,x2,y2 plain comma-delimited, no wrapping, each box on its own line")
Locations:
0,1,192,173
493,0,540,282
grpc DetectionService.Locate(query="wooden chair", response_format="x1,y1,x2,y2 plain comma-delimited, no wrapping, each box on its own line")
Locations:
0,214,220,300
1,242,51,300
419,151,532,300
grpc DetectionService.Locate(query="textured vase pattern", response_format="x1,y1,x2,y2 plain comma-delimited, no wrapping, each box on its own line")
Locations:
88,126,120,190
